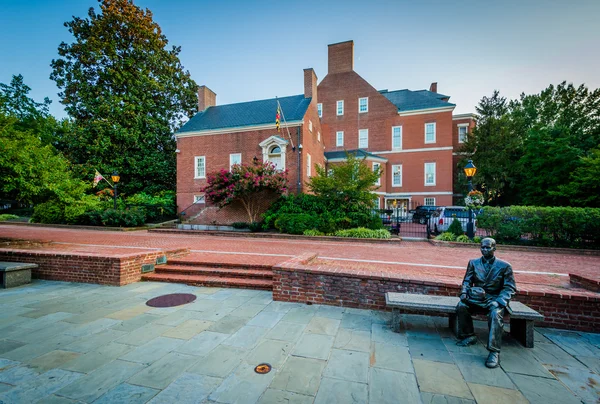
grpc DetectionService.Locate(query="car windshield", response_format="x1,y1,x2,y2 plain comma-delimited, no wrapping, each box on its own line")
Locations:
443,209,469,218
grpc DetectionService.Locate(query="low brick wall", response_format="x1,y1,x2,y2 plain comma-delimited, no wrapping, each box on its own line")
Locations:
0,248,189,286
273,253,600,332
569,274,600,293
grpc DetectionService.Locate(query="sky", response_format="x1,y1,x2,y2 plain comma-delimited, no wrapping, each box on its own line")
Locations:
1,0,599,119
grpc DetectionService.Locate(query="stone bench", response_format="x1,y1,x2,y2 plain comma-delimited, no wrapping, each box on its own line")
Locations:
385,292,544,348
0,262,37,288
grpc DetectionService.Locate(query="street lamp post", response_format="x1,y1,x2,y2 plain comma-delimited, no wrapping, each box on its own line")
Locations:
111,172,120,210
463,160,477,239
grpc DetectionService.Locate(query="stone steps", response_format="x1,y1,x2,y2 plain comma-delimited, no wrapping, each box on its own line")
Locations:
152,264,273,279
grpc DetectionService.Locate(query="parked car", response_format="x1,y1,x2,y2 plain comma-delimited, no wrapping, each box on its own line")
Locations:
428,206,477,234
411,205,440,224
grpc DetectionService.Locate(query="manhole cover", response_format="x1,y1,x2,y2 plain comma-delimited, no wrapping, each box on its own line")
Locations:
254,363,272,374
146,293,197,308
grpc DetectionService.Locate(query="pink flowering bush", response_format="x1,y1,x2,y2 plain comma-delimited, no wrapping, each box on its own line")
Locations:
201,160,288,223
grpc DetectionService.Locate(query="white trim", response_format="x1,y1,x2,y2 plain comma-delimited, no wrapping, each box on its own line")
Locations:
373,162,381,186
194,156,206,179
424,162,436,186
391,126,402,150
373,146,453,154
229,153,241,170
374,191,387,195
452,151,470,156
398,106,455,116
336,100,344,116
386,191,453,196
359,128,368,148
259,136,288,171
359,97,368,113
336,131,344,147
176,121,302,138
457,123,470,127
425,122,436,144
306,153,311,177
327,155,387,163
453,113,476,120
391,164,402,187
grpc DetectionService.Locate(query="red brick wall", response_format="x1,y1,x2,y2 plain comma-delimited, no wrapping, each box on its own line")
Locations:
273,254,600,332
0,248,189,286
301,98,325,191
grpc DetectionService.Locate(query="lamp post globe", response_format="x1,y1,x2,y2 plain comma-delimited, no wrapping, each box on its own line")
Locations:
111,172,120,210
463,160,477,239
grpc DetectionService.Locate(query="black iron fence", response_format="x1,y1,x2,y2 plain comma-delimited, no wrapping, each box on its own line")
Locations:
372,208,430,239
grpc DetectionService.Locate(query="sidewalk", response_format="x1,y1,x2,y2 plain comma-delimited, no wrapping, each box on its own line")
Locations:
0,281,598,403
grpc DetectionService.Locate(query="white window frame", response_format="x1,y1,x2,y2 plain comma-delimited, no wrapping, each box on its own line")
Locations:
374,197,380,209
359,129,368,148
229,153,241,170
425,162,436,186
458,124,468,143
306,153,312,177
194,156,206,179
392,126,402,150
317,103,322,118
373,162,381,186
359,97,368,113
194,195,206,204
424,197,436,206
336,131,344,147
337,100,344,116
425,122,436,144
309,120,313,132
318,131,321,142
392,164,402,187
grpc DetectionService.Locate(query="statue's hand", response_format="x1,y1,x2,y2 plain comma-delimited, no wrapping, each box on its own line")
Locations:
489,301,499,309
460,293,468,302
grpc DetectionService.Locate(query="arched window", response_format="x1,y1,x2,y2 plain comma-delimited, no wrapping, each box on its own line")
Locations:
268,146,282,170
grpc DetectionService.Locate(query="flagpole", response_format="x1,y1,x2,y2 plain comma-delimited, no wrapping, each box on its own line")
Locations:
277,99,295,150
94,169,113,186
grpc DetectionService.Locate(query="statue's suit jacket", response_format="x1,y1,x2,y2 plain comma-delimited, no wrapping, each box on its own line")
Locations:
460,256,517,313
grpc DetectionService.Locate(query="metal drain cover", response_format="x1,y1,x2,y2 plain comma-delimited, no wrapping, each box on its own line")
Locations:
254,363,272,374
146,293,197,308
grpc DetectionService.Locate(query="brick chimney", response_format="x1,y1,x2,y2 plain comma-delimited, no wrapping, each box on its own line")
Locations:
328,40,354,74
198,86,216,112
304,68,318,102
429,82,438,93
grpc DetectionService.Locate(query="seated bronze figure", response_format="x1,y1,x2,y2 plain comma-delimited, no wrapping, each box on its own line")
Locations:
456,237,517,368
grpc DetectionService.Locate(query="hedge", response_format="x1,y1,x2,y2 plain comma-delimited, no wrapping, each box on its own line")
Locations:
476,206,600,248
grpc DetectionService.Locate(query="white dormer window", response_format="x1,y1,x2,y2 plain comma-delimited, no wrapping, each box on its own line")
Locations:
317,103,322,118
337,100,344,116
359,97,368,113
425,123,436,144
309,120,313,132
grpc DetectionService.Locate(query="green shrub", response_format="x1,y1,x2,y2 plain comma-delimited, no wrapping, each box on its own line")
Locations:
231,222,249,229
125,191,176,222
248,222,263,232
31,201,65,224
448,217,464,237
0,214,19,221
274,213,318,235
473,236,482,244
435,232,457,241
334,228,391,239
456,235,471,243
100,208,146,227
303,229,324,236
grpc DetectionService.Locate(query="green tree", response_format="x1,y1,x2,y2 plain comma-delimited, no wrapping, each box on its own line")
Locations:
557,148,600,207
50,0,198,194
307,152,381,210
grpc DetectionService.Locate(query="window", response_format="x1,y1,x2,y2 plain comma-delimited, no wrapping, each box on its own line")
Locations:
458,124,468,143
425,162,436,186
194,156,205,179
337,100,344,116
268,146,283,170
424,197,436,206
306,153,311,177
318,132,321,142
392,126,402,150
317,103,322,118
373,162,381,186
392,165,402,187
336,131,344,147
229,153,241,170
309,120,313,132
194,195,205,204
359,97,368,113
374,197,380,209
425,123,436,143
359,129,368,148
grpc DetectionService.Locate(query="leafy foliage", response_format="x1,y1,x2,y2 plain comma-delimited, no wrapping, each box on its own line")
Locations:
435,232,457,242
303,229,324,236
333,228,391,239
274,214,317,235
447,218,465,237
50,0,199,194
202,161,288,223
456,235,472,243
0,214,19,221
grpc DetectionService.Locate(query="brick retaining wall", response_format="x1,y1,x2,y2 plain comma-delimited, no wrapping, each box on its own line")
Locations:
0,248,189,286
273,254,600,332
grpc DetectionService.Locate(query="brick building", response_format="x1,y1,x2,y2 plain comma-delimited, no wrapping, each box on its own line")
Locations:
176,40,474,218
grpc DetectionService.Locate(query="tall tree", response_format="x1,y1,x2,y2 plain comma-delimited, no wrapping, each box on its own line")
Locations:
50,0,198,194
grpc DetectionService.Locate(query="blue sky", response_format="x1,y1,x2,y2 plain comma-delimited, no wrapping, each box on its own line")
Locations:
1,0,599,119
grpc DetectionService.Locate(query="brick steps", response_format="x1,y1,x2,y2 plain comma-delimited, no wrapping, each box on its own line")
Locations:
167,258,273,271
141,272,272,290
153,264,273,279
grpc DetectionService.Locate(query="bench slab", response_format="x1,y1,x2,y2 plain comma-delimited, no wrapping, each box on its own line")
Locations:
0,262,37,288
386,292,544,348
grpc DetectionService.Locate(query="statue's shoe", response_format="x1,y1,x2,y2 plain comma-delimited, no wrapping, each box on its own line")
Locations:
456,335,478,347
485,352,500,368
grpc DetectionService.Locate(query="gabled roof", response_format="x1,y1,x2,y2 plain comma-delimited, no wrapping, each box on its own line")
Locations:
178,94,311,133
325,149,388,162
379,89,455,112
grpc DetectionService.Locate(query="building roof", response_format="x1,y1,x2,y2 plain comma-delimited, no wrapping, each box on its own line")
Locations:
178,94,311,133
379,89,455,112
324,149,388,162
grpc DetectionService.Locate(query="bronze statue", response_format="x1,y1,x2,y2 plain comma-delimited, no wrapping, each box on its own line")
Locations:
456,237,517,368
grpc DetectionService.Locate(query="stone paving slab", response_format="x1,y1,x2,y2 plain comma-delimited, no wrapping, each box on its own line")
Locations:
1,280,599,403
